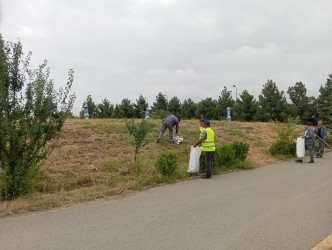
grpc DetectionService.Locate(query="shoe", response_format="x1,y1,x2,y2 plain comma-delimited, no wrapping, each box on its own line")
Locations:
169,140,174,143
308,160,314,163
295,159,303,163
156,138,160,143
316,155,319,158
319,155,323,158
200,175,211,179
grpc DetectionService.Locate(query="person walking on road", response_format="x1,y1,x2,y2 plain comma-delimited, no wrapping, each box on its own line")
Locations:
193,120,215,179
314,120,328,158
157,115,181,143
296,122,314,163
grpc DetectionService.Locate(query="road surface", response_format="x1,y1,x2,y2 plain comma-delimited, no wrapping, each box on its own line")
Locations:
1,154,331,250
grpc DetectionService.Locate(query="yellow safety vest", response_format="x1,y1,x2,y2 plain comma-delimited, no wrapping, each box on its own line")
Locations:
202,127,215,152
199,126,204,139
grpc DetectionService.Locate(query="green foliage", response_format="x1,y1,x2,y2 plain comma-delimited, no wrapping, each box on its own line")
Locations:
0,34,75,199
181,98,197,119
214,144,236,166
155,152,178,175
150,109,170,119
217,86,235,119
151,92,168,113
168,96,182,117
269,141,296,156
258,79,287,122
134,95,148,118
232,90,258,121
326,134,332,146
196,98,219,120
268,117,301,156
96,98,114,118
231,141,250,161
81,95,97,118
316,74,332,126
119,98,135,118
126,119,150,169
287,82,316,123
223,129,245,137
200,141,250,172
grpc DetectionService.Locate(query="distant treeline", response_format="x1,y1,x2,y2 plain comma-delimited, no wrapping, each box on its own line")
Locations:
79,75,332,126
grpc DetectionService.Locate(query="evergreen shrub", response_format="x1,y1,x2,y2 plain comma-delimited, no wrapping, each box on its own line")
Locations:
155,152,178,175
231,141,250,161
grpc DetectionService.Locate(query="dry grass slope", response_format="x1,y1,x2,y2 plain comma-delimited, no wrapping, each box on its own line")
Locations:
0,119,295,216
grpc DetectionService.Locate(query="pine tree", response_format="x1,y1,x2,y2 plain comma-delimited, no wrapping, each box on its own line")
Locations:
258,80,287,121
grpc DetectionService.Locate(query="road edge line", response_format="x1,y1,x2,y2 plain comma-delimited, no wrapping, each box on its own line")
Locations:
312,234,332,250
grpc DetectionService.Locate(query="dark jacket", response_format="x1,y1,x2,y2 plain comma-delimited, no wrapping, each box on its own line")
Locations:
314,126,328,141
163,115,179,133
304,128,314,145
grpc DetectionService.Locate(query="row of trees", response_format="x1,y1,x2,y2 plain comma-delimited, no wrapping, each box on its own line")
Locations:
81,76,332,125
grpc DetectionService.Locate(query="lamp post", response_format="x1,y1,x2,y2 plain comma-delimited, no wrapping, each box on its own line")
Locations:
233,85,238,100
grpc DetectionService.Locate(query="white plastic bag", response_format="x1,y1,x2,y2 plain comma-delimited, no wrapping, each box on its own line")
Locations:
296,137,305,158
188,146,202,173
173,136,184,145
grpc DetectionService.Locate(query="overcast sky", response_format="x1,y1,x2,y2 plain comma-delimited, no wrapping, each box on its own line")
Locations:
1,0,332,115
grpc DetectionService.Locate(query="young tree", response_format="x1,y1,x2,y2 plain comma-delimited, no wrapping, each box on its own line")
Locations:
96,98,113,118
258,80,287,122
82,95,97,118
119,98,135,118
151,92,168,112
232,90,258,121
168,96,182,117
181,98,197,119
112,104,124,118
126,119,150,170
0,35,75,198
286,82,316,122
196,98,218,120
316,74,332,125
217,87,235,119
134,95,148,118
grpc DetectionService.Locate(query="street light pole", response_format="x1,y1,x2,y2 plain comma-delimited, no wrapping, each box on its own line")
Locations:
233,85,238,100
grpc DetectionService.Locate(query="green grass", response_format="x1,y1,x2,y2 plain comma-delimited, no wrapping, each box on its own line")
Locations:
223,129,245,138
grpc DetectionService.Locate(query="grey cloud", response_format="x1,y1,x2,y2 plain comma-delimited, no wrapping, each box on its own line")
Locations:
1,0,331,114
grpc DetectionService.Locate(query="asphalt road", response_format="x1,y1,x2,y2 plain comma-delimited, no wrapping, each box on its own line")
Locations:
1,153,331,250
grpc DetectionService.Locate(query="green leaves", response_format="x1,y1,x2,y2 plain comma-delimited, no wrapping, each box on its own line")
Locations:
0,34,75,199
155,152,178,175
125,119,150,169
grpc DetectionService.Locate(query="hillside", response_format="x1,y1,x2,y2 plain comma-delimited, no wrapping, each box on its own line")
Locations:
1,119,291,216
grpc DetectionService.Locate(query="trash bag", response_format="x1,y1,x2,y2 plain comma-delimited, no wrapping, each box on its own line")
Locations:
173,136,184,145
296,137,305,158
188,146,202,173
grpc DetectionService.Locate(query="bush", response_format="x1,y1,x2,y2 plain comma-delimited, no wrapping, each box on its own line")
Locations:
200,144,236,170
269,141,296,156
326,134,332,146
156,152,178,175
231,141,250,161
214,144,236,167
268,117,301,157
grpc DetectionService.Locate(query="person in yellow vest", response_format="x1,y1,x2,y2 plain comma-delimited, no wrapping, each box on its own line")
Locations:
199,119,204,138
193,120,215,179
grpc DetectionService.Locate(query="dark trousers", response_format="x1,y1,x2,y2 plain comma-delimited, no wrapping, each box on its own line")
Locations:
315,139,325,156
305,144,314,160
158,121,174,142
205,151,214,177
